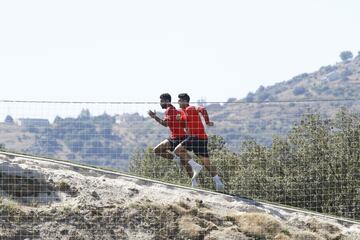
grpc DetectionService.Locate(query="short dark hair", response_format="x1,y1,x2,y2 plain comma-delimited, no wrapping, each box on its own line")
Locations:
178,93,190,102
160,93,171,102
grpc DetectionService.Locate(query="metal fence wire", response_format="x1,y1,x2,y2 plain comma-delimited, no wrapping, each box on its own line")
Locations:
1,99,360,222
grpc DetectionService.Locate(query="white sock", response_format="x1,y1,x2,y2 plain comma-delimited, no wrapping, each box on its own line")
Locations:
188,159,201,169
191,178,198,187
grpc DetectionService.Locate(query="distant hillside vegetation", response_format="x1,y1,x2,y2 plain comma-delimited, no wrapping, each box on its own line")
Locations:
1,51,360,169
208,51,360,147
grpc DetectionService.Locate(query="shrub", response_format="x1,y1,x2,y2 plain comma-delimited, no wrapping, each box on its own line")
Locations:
340,51,353,61
293,86,306,95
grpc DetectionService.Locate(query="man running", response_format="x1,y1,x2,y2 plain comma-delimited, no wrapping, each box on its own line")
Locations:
148,93,202,184
174,93,225,191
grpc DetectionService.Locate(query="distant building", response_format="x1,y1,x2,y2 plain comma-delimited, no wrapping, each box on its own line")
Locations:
115,113,144,124
16,118,50,128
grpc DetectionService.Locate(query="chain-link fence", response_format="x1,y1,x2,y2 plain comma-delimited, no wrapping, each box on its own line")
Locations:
1,99,360,223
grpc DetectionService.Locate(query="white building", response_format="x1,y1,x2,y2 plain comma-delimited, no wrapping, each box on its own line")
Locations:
16,118,50,128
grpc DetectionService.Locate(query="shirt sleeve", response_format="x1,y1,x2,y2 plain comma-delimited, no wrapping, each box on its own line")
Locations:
198,106,210,124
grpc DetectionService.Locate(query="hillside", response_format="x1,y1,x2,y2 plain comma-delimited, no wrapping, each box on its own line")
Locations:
1,53,360,169
1,152,360,240
0,113,166,171
207,53,360,147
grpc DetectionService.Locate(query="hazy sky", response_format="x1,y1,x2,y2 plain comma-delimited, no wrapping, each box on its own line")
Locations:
0,0,359,104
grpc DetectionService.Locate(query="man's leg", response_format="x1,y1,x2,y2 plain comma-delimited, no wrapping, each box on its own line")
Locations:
153,139,174,160
198,156,217,177
196,139,224,191
174,144,193,178
198,155,224,191
174,140,203,187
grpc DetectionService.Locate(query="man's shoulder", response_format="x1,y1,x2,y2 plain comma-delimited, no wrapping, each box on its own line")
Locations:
167,106,183,117
185,105,196,111
197,106,206,111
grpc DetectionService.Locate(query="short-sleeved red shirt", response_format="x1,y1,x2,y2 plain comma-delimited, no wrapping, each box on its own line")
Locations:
164,105,186,139
181,105,210,139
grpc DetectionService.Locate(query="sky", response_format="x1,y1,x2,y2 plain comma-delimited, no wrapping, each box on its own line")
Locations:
0,0,359,107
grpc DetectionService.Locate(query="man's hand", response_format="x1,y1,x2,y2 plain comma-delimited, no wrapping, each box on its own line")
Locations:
148,110,167,127
148,110,156,118
206,121,214,127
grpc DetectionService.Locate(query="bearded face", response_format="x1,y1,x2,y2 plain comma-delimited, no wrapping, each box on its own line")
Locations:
160,99,168,109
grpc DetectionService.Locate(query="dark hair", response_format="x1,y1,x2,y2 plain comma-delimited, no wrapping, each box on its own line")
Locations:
178,93,190,102
160,93,171,102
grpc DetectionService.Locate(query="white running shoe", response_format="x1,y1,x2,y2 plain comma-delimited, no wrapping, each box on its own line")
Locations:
192,164,203,180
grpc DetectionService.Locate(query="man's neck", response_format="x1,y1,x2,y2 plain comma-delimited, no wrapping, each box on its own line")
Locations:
181,104,190,109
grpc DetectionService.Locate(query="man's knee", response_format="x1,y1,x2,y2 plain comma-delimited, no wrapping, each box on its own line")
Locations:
174,145,183,155
153,146,162,155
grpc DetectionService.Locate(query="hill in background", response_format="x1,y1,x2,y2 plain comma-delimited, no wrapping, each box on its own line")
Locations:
1,51,360,169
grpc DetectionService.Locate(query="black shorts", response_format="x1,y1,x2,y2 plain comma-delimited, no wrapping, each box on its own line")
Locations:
181,136,209,158
168,137,186,151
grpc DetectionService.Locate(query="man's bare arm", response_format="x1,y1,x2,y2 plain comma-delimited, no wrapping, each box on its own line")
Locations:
197,107,214,126
155,115,168,127
148,110,168,127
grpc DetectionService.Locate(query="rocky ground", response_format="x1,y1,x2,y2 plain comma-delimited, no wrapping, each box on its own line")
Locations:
1,153,360,240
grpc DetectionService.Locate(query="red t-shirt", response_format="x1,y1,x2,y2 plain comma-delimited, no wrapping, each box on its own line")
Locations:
164,105,186,139
181,105,210,139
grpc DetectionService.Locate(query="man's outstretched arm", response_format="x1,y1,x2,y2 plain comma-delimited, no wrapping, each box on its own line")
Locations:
148,110,168,127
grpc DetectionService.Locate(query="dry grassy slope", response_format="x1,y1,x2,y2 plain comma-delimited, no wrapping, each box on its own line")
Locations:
1,153,360,240
0,123,35,151
203,56,360,147
2,57,360,166
113,118,166,152
0,123,99,165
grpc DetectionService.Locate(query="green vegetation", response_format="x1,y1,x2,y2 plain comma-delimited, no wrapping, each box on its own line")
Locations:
129,108,360,220
2,52,360,172
293,86,306,95
1,51,360,220
23,111,127,169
